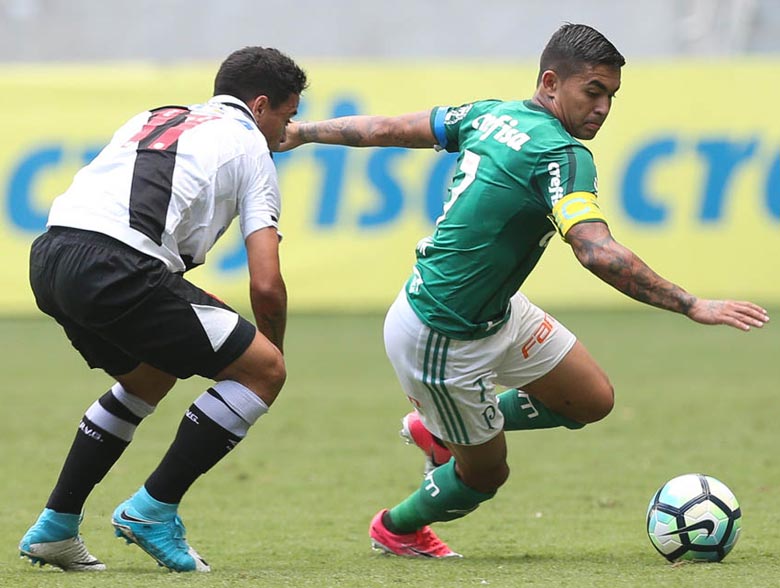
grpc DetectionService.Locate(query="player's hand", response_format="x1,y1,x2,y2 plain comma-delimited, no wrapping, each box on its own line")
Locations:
276,121,305,152
686,299,769,331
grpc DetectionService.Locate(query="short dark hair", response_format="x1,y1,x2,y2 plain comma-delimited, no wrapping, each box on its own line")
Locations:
214,46,308,108
537,23,625,84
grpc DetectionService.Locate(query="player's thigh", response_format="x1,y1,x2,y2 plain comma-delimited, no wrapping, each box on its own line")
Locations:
114,363,177,406
384,290,505,446
496,293,612,423
103,270,257,382
496,293,577,387
522,341,613,424
29,228,259,385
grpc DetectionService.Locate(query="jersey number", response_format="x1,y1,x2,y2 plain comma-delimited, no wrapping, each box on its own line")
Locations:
436,149,481,225
128,107,219,151
127,107,218,246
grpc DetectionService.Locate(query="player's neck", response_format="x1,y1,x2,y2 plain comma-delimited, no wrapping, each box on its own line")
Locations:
530,92,553,113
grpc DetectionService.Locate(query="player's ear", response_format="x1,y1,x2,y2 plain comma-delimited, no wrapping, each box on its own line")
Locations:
250,95,269,119
540,70,558,96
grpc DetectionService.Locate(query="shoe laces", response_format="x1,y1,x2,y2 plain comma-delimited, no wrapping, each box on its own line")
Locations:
415,526,452,557
169,516,189,550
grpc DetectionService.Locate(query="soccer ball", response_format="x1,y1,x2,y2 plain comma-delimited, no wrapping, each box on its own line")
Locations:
646,473,741,563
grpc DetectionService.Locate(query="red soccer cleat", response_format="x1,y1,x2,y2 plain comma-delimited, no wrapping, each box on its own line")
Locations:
369,510,461,558
400,411,453,474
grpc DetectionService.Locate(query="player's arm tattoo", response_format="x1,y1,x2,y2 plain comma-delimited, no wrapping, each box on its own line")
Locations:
255,309,286,354
251,286,287,354
296,112,434,148
567,222,696,315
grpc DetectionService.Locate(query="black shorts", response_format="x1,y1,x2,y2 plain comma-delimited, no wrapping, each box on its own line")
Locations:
29,227,256,379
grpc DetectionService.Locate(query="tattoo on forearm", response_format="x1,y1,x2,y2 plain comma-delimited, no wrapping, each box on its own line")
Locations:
571,232,695,314
257,314,286,352
299,120,366,146
252,293,286,352
299,112,431,148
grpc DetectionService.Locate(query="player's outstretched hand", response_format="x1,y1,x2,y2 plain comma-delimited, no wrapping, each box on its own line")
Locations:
687,299,770,331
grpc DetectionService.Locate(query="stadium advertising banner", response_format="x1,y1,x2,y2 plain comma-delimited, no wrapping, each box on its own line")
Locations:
1,62,777,314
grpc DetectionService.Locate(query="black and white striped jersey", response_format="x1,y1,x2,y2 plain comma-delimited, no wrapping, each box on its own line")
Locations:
47,95,280,273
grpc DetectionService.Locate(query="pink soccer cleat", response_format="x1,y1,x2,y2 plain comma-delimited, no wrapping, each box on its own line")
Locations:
400,411,453,474
369,510,461,558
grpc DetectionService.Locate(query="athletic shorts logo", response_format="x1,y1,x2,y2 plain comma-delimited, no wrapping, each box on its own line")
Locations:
520,313,555,359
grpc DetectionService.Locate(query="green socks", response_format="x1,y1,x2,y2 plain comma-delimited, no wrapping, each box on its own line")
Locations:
386,459,495,534
498,388,584,431
385,390,582,534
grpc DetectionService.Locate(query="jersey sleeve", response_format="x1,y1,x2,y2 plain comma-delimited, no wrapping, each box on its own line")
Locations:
534,144,608,238
238,150,283,240
430,103,479,153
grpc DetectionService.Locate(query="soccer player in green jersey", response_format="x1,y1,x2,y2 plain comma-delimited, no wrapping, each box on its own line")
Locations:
280,23,769,557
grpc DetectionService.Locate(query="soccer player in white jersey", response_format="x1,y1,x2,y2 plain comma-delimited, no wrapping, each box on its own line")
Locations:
19,47,307,572
280,24,769,557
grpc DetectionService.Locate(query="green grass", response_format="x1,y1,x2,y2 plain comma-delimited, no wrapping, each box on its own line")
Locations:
1,309,778,587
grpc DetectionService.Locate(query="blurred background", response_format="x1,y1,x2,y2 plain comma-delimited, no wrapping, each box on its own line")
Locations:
1,0,778,315
2,0,778,60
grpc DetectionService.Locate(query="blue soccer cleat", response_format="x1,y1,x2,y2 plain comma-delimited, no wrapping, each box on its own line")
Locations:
19,508,106,571
111,488,209,572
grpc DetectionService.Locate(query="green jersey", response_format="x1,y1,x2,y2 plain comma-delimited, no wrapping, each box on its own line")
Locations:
405,99,607,340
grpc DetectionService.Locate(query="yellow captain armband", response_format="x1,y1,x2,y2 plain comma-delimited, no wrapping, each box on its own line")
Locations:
551,191,607,238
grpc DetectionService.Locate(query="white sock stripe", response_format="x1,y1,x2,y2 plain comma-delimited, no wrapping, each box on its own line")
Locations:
84,400,136,442
193,393,248,437
192,381,268,437
111,383,156,418
211,380,268,425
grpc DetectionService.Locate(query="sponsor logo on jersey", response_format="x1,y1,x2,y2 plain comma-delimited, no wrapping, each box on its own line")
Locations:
471,114,530,151
547,162,564,203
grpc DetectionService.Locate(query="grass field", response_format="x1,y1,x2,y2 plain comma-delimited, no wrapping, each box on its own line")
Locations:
0,309,778,587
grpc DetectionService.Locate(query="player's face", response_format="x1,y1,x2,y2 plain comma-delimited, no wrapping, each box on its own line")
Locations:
553,64,621,140
254,93,300,151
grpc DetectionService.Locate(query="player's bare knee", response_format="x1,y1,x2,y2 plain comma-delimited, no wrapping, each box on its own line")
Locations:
251,350,287,405
265,353,287,397
582,380,615,424
458,461,509,494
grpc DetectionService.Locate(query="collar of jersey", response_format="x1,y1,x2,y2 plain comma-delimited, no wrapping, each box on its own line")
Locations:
523,99,554,116
210,94,259,130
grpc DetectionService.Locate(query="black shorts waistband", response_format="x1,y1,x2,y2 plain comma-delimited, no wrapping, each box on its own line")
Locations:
48,226,139,251
44,226,183,275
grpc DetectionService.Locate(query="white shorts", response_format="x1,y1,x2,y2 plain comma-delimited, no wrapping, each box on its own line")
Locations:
384,290,577,446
